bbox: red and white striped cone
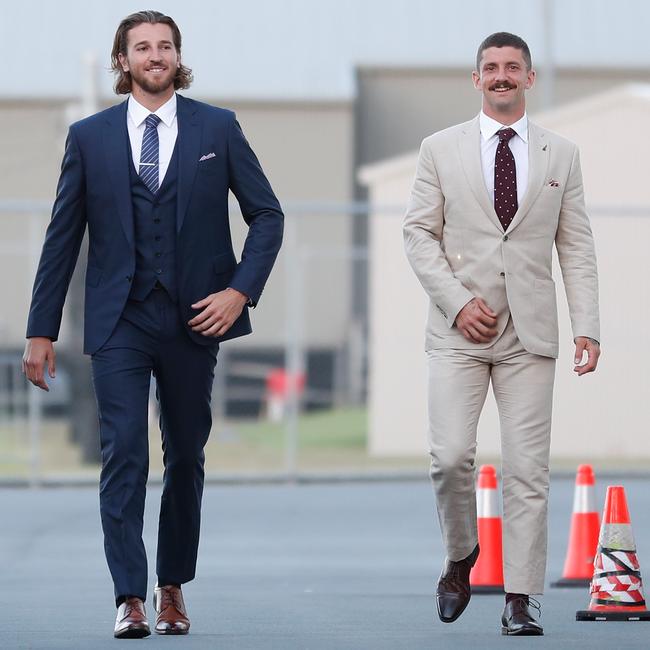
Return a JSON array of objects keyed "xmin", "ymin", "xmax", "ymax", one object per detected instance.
[
  {"xmin": 577, "ymin": 485, "xmax": 650, "ymax": 621},
  {"xmin": 551, "ymin": 464, "xmax": 600, "ymax": 587},
  {"xmin": 470, "ymin": 465, "xmax": 504, "ymax": 593}
]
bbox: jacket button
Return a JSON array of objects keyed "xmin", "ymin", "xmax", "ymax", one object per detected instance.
[
  {"xmin": 503, "ymin": 234, "xmax": 509, "ymax": 241},
  {"xmin": 499, "ymin": 272, "xmax": 505, "ymax": 277},
  {"xmin": 125, "ymin": 275, "xmax": 132, "ymax": 282}
]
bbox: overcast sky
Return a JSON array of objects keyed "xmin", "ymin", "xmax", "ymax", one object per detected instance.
[{"xmin": 3, "ymin": 0, "xmax": 649, "ymax": 100}]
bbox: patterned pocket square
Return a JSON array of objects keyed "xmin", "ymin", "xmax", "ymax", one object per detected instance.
[
  {"xmin": 547, "ymin": 179, "xmax": 560, "ymax": 187},
  {"xmin": 199, "ymin": 152, "xmax": 216, "ymax": 162}
]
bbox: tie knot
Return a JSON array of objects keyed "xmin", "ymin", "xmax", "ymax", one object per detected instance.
[
  {"xmin": 498, "ymin": 128, "xmax": 517, "ymax": 143},
  {"xmin": 145, "ymin": 113, "xmax": 161, "ymax": 129}
]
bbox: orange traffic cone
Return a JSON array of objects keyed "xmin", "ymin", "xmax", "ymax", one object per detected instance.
[
  {"xmin": 551, "ymin": 464, "xmax": 600, "ymax": 588},
  {"xmin": 470, "ymin": 465, "xmax": 504, "ymax": 593},
  {"xmin": 577, "ymin": 485, "xmax": 650, "ymax": 621}
]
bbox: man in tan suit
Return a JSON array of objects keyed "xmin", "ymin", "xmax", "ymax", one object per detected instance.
[{"xmin": 403, "ymin": 32, "xmax": 600, "ymax": 635}]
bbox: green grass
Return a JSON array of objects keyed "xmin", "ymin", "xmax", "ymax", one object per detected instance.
[
  {"xmin": 231, "ymin": 407, "xmax": 367, "ymax": 450},
  {"xmin": 0, "ymin": 408, "xmax": 428, "ymax": 478}
]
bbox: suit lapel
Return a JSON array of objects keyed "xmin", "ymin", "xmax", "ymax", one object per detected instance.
[
  {"xmin": 508, "ymin": 122, "xmax": 550, "ymax": 232},
  {"xmin": 175, "ymin": 94, "xmax": 201, "ymax": 234},
  {"xmin": 103, "ymin": 100, "xmax": 134, "ymax": 246},
  {"xmin": 458, "ymin": 117, "xmax": 504, "ymax": 232}
]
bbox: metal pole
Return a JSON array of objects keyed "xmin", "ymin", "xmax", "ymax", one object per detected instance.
[
  {"xmin": 81, "ymin": 51, "xmax": 99, "ymax": 116},
  {"xmin": 27, "ymin": 377, "xmax": 42, "ymax": 488},
  {"xmin": 283, "ymin": 214, "xmax": 305, "ymax": 479},
  {"xmin": 541, "ymin": 0, "xmax": 556, "ymax": 109},
  {"xmin": 27, "ymin": 212, "xmax": 43, "ymax": 487}
]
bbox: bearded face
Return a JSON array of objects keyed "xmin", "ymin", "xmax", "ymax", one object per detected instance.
[{"xmin": 119, "ymin": 22, "xmax": 180, "ymax": 97}]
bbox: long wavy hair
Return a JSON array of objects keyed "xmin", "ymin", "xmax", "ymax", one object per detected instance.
[{"xmin": 111, "ymin": 10, "xmax": 193, "ymax": 95}]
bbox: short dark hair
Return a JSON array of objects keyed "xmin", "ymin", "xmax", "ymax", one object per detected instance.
[
  {"xmin": 476, "ymin": 32, "xmax": 532, "ymax": 71},
  {"xmin": 111, "ymin": 10, "xmax": 193, "ymax": 95}
]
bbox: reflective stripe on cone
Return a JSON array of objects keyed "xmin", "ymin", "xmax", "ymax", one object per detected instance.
[
  {"xmin": 577, "ymin": 485, "xmax": 650, "ymax": 621},
  {"xmin": 552, "ymin": 464, "xmax": 600, "ymax": 588},
  {"xmin": 470, "ymin": 465, "xmax": 504, "ymax": 594}
]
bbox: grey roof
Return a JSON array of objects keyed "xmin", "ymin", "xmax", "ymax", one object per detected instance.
[{"xmin": 6, "ymin": 0, "xmax": 650, "ymax": 100}]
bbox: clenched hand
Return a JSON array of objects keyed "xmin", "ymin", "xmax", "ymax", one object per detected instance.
[
  {"xmin": 573, "ymin": 337, "xmax": 600, "ymax": 376},
  {"xmin": 455, "ymin": 297, "xmax": 498, "ymax": 344},
  {"xmin": 189, "ymin": 288, "xmax": 249, "ymax": 337}
]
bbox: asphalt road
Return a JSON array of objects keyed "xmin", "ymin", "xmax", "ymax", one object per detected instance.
[{"xmin": 1, "ymin": 477, "xmax": 649, "ymax": 649}]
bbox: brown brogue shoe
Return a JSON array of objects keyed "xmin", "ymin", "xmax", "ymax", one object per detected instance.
[
  {"xmin": 154, "ymin": 584, "xmax": 190, "ymax": 635},
  {"xmin": 436, "ymin": 544, "xmax": 480, "ymax": 623},
  {"xmin": 114, "ymin": 597, "xmax": 151, "ymax": 639}
]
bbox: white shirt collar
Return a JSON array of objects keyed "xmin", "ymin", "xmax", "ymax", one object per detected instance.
[
  {"xmin": 479, "ymin": 110, "xmax": 528, "ymax": 144},
  {"xmin": 127, "ymin": 93, "xmax": 177, "ymax": 128}
]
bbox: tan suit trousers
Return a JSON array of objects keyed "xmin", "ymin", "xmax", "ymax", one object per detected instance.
[{"xmin": 427, "ymin": 317, "xmax": 555, "ymax": 595}]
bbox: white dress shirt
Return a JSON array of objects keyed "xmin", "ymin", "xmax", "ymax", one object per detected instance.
[
  {"xmin": 479, "ymin": 111, "xmax": 528, "ymax": 204},
  {"xmin": 127, "ymin": 94, "xmax": 178, "ymax": 185}
]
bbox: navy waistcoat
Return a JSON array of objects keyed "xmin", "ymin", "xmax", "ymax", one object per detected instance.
[{"xmin": 128, "ymin": 142, "xmax": 179, "ymax": 301}]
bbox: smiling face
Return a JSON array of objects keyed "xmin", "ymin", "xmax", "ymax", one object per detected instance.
[
  {"xmin": 472, "ymin": 46, "xmax": 535, "ymax": 123},
  {"xmin": 118, "ymin": 22, "xmax": 180, "ymax": 100}
]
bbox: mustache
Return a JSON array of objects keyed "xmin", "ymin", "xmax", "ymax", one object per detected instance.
[{"xmin": 489, "ymin": 82, "xmax": 516, "ymax": 91}]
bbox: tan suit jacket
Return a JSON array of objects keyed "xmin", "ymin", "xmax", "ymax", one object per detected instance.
[{"xmin": 403, "ymin": 116, "xmax": 599, "ymax": 358}]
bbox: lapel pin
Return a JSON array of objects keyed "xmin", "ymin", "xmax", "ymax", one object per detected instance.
[{"xmin": 542, "ymin": 144, "xmax": 547, "ymax": 151}]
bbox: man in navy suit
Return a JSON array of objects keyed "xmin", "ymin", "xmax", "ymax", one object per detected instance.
[{"xmin": 22, "ymin": 10, "xmax": 283, "ymax": 638}]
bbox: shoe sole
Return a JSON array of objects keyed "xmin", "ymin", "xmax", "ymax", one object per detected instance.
[
  {"xmin": 155, "ymin": 628, "xmax": 190, "ymax": 635},
  {"xmin": 501, "ymin": 626, "xmax": 544, "ymax": 636},
  {"xmin": 114, "ymin": 627, "xmax": 151, "ymax": 639}
]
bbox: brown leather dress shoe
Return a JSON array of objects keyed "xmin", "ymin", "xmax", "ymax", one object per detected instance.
[
  {"xmin": 501, "ymin": 597, "xmax": 544, "ymax": 635},
  {"xmin": 154, "ymin": 584, "xmax": 191, "ymax": 635},
  {"xmin": 114, "ymin": 597, "xmax": 151, "ymax": 639},
  {"xmin": 436, "ymin": 544, "xmax": 480, "ymax": 623}
]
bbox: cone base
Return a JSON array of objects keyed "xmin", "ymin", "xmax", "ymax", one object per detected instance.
[
  {"xmin": 471, "ymin": 584, "xmax": 504, "ymax": 594},
  {"xmin": 576, "ymin": 609, "xmax": 650, "ymax": 621},
  {"xmin": 550, "ymin": 577, "xmax": 591, "ymax": 588}
]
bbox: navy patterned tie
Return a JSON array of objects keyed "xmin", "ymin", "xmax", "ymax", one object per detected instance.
[
  {"xmin": 494, "ymin": 128, "xmax": 518, "ymax": 231},
  {"xmin": 139, "ymin": 113, "xmax": 161, "ymax": 193}
]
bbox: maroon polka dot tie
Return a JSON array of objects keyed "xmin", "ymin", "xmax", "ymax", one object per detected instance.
[{"xmin": 494, "ymin": 128, "xmax": 517, "ymax": 231}]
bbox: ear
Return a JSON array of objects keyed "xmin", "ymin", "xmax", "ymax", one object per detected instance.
[
  {"xmin": 118, "ymin": 52, "xmax": 129, "ymax": 73},
  {"xmin": 471, "ymin": 70, "xmax": 481, "ymax": 90},
  {"xmin": 525, "ymin": 69, "xmax": 536, "ymax": 90}
]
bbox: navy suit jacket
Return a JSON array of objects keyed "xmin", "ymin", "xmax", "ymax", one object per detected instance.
[{"xmin": 26, "ymin": 94, "xmax": 284, "ymax": 354}]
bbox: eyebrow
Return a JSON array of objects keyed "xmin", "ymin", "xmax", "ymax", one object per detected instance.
[
  {"xmin": 132, "ymin": 39, "xmax": 174, "ymax": 48},
  {"xmin": 482, "ymin": 61, "xmax": 522, "ymax": 68}
]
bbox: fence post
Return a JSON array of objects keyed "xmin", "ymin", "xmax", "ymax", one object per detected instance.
[
  {"xmin": 27, "ymin": 212, "xmax": 43, "ymax": 487},
  {"xmin": 283, "ymin": 213, "xmax": 305, "ymax": 480}
]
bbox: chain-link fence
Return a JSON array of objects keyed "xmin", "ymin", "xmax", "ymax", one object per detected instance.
[{"xmin": 0, "ymin": 200, "xmax": 428, "ymax": 484}]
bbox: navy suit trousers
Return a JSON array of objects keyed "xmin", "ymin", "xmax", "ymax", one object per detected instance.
[{"xmin": 91, "ymin": 288, "xmax": 218, "ymax": 602}]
